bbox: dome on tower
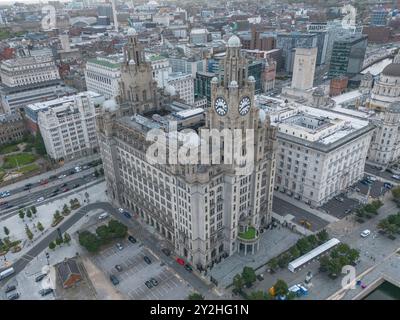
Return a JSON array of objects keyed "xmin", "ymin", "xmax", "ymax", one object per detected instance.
[
  {"xmin": 127, "ymin": 28, "xmax": 137, "ymax": 36},
  {"xmin": 248, "ymin": 76, "xmax": 255, "ymax": 82},
  {"xmin": 211, "ymin": 77, "xmax": 218, "ymax": 84},
  {"xmin": 229, "ymin": 80, "xmax": 238, "ymax": 87},
  {"xmin": 227, "ymin": 35, "xmax": 241, "ymax": 47}
]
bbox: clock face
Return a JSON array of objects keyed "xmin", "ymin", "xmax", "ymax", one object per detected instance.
[
  {"xmin": 239, "ymin": 96, "xmax": 251, "ymax": 116},
  {"xmin": 214, "ymin": 97, "xmax": 228, "ymax": 116}
]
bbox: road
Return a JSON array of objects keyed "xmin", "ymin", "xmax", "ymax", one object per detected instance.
[
  {"xmin": 273, "ymin": 196, "xmax": 329, "ymax": 231},
  {"xmin": 0, "ymin": 202, "xmax": 216, "ymax": 298},
  {"xmin": 0, "ymin": 166, "xmax": 102, "ymax": 217}
]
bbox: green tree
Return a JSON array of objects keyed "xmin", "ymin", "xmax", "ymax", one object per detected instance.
[
  {"xmin": 96, "ymin": 225, "xmax": 112, "ymax": 243},
  {"xmin": 233, "ymin": 274, "xmax": 244, "ymax": 292},
  {"xmin": 54, "ymin": 210, "xmax": 61, "ymax": 218},
  {"xmin": 94, "ymin": 169, "xmax": 99, "ymax": 177},
  {"xmin": 187, "ymin": 292, "xmax": 204, "ymax": 300},
  {"xmin": 26, "ymin": 210, "xmax": 32, "ymax": 219},
  {"xmin": 63, "ymin": 232, "xmax": 71, "ymax": 245},
  {"xmin": 30, "ymin": 206, "xmax": 37, "ymax": 214},
  {"xmin": 55, "ymin": 237, "xmax": 63, "ymax": 246},
  {"xmin": 241, "ymin": 266, "xmax": 256, "ymax": 288},
  {"xmin": 34, "ymin": 129, "xmax": 47, "ymax": 155},
  {"xmin": 278, "ymin": 253, "xmax": 291, "ymax": 268},
  {"xmin": 296, "ymin": 237, "xmax": 312, "ymax": 255},
  {"xmin": 3, "ymin": 226, "xmax": 10, "ymax": 236},
  {"xmin": 37, "ymin": 222, "xmax": 44, "ymax": 232},
  {"xmin": 267, "ymin": 257, "xmax": 279, "ymax": 272},
  {"xmin": 289, "ymin": 246, "xmax": 301, "ymax": 259},
  {"xmin": 79, "ymin": 230, "xmax": 101, "ymax": 252},
  {"xmin": 273, "ymin": 279, "xmax": 288, "ymax": 297},
  {"xmin": 25, "ymin": 226, "xmax": 33, "ymax": 241},
  {"xmin": 316, "ymin": 229, "xmax": 329, "ymax": 244},
  {"xmin": 107, "ymin": 219, "xmax": 128, "ymax": 238},
  {"xmin": 48, "ymin": 241, "xmax": 56, "ymax": 250},
  {"xmin": 248, "ymin": 290, "xmax": 269, "ymax": 300},
  {"xmin": 18, "ymin": 210, "xmax": 25, "ymax": 220},
  {"xmin": 62, "ymin": 204, "xmax": 70, "ymax": 215}
]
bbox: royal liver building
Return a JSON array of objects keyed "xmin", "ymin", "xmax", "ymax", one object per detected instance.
[{"xmin": 96, "ymin": 31, "xmax": 277, "ymax": 270}]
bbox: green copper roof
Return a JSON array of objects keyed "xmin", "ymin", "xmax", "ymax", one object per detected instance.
[
  {"xmin": 88, "ymin": 58, "xmax": 121, "ymax": 69},
  {"xmin": 149, "ymin": 54, "xmax": 166, "ymax": 61}
]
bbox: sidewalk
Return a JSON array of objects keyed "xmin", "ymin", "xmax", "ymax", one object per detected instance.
[
  {"xmin": 0, "ymin": 154, "xmax": 100, "ymax": 194},
  {"xmin": 274, "ymin": 192, "xmax": 339, "ymax": 223}
]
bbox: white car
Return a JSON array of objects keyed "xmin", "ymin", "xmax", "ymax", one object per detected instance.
[
  {"xmin": 118, "ymin": 208, "xmax": 124, "ymax": 213},
  {"xmin": 98, "ymin": 213, "xmax": 109, "ymax": 220},
  {"xmin": 116, "ymin": 243, "xmax": 124, "ymax": 251},
  {"xmin": 36, "ymin": 197, "xmax": 45, "ymax": 202},
  {"xmin": 392, "ymin": 174, "xmax": 400, "ymax": 180},
  {"xmin": 360, "ymin": 229, "xmax": 371, "ymax": 238},
  {"xmin": 58, "ymin": 174, "xmax": 66, "ymax": 179},
  {"xmin": 367, "ymin": 175, "xmax": 377, "ymax": 181}
]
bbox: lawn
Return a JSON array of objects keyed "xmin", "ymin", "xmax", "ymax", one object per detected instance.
[
  {"xmin": 0, "ymin": 143, "xmax": 20, "ymax": 155},
  {"xmin": 238, "ymin": 226, "xmax": 257, "ymax": 240},
  {"xmin": 17, "ymin": 163, "xmax": 40, "ymax": 174},
  {"xmin": 2, "ymin": 153, "xmax": 38, "ymax": 169}
]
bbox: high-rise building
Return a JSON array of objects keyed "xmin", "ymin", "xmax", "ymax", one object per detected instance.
[
  {"xmin": 96, "ymin": 35, "xmax": 277, "ymax": 268},
  {"xmin": 167, "ymin": 72, "xmax": 194, "ymax": 105},
  {"xmin": 195, "ymin": 71, "xmax": 216, "ymax": 107},
  {"xmin": 85, "ymin": 57, "xmax": 122, "ymax": 99},
  {"xmin": 276, "ymin": 32, "xmax": 318, "ymax": 73},
  {"xmin": 291, "ymin": 47, "xmax": 317, "ymax": 91},
  {"xmin": 328, "ymin": 35, "xmax": 368, "ymax": 79},
  {"xmin": 307, "ymin": 22, "xmax": 329, "ymax": 65},
  {"xmin": 147, "ymin": 54, "xmax": 171, "ymax": 89},
  {"xmin": 370, "ymin": 7, "xmax": 387, "ymax": 26}
]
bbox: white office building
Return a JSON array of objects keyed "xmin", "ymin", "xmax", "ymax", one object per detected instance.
[
  {"xmin": 34, "ymin": 92, "xmax": 104, "ymax": 161},
  {"xmin": 85, "ymin": 57, "xmax": 122, "ymax": 99},
  {"xmin": 147, "ymin": 54, "xmax": 171, "ymax": 88},
  {"xmin": 167, "ymin": 72, "xmax": 194, "ymax": 105},
  {"xmin": 258, "ymin": 96, "xmax": 375, "ymax": 206}
]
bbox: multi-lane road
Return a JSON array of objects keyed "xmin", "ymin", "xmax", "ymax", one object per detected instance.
[{"xmin": 0, "ymin": 161, "xmax": 102, "ymax": 217}]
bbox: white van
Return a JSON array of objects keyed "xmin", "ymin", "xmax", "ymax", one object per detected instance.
[{"xmin": 98, "ymin": 213, "xmax": 109, "ymax": 220}]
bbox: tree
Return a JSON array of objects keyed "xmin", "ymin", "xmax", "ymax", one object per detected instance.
[
  {"xmin": 37, "ymin": 222, "xmax": 44, "ymax": 232},
  {"xmin": 278, "ymin": 253, "xmax": 291, "ymax": 268},
  {"xmin": 296, "ymin": 237, "xmax": 312, "ymax": 255},
  {"xmin": 187, "ymin": 292, "xmax": 204, "ymax": 300},
  {"xmin": 25, "ymin": 226, "xmax": 33, "ymax": 241},
  {"xmin": 18, "ymin": 210, "xmax": 25, "ymax": 220},
  {"xmin": 30, "ymin": 206, "xmax": 37, "ymax": 214},
  {"xmin": 233, "ymin": 274, "xmax": 244, "ymax": 292},
  {"xmin": 79, "ymin": 230, "xmax": 101, "ymax": 252},
  {"xmin": 63, "ymin": 232, "xmax": 71, "ymax": 245},
  {"xmin": 316, "ymin": 229, "xmax": 329, "ymax": 244},
  {"xmin": 241, "ymin": 266, "xmax": 256, "ymax": 288},
  {"xmin": 3, "ymin": 226, "xmax": 10, "ymax": 236},
  {"xmin": 273, "ymin": 279, "xmax": 288, "ymax": 297},
  {"xmin": 94, "ymin": 169, "xmax": 99, "ymax": 177},
  {"xmin": 96, "ymin": 225, "xmax": 112, "ymax": 244},
  {"xmin": 107, "ymin": 219, "xmax": 128, "ymax": 238},
  {"xmin": 34, "ymin": 129, "xmax": 47, "ymax": 155},
  {"xmin": 26, "ymin": 210, "xmax": 32, "ymax": 219},
  {"xmin": 248, "ymin": 290, "xmax": 270, "ymax": 300},
  {"xmin": 62, "ymin": 204, "xmax": 70, "ymax": 215},
  {"xmin": 55, "ymin": 237, "xmax": 63, "ymax": 246},
  {"xmin": 48, "ymin": 241, "xmax": 56, "ymax": 250},
  {"xmin": 267, "ymin": 257, "xmax": 279, "ymax": 272},
  {"xmin": 54, "ymin": 210, "xmax": 61, "ymax": 218},
  {"xmin": 289, "ymin": 246, "xmax": 301, "ymax": 259}
]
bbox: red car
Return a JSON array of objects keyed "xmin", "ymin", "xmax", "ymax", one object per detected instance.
[
  {"xmin": 176, "ymin": 258, "xmax": 185, "ymax": 266},
  {"xmin": 40, "ymin": 179, "xmax": 48, "ymax": 185},
  {"xmin": 62, "ymin": 188, "xmax": 69, "ymax": 193}
]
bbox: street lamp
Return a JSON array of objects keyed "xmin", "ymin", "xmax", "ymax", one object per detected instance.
[{"xmin": 45, "ymin": 252, "xmax": 50, "ymax": 266}]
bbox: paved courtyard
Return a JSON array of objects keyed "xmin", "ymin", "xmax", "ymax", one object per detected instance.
[
  {"xmin": 209, "ymin": 228, "xmax": 301, "ymax": 288},
  {"xmin": 90, "ymin": 240, "xmax": 192, "ymax": 300}
]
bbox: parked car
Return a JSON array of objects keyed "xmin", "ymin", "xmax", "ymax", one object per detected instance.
[
  {"xmin": 110, "ymin": 275, "xmax": 119, "ymax": 285},
  {"xmin": 115, "ymin": 265, "xmax": 123, "ymax": 272},
  {"xmin": 184, "ymin": 264, "xmax": 193, "ymax": 272},
  {"xmin": 39, "ymin": 288, "xmax": 53, "ymax": 296},
  {"xmin": 256, "ymin": 274, "xmax": 264, "ymax": 281},
  {"xmin": 8, "ymin": 292, "xmax": 19, "ymax": 300},
  {"xmin": 61, "ymin": 183, "xmax": 68, "ymax": 188},
  {"xmin": 361, "ymin": 229, "xmax": 371, "ymax": 238},
  {"xmin": 128, "ymin": 235, "xmax": 137, "ymax": 244},
  {"xmin": 35, "ymin": 274, "xmax": 47, "ymax": 282},
  {"xmin": 118, "ymin": 208, "xmax": 124, "ymax": 213},
  {"xmin": 392, "ymin": 174, "xmax": 400, "ymax": 180},
  {"xmin": 334, "ymin": 196, "xmax": 344, "ymax": 202},
  {"xmin": 72, "ymin": 184, "xmax": 80, "ymax": 189},
  {"xmin": 5, "ymin": 285, "xmax": 16, "ymax": 293},
  {"xmin": 58, "ymin": 174, "xmax": 66, "ymax": 179},
  {"xmin": 143, "ymin": 256, "xmax": 152, "ymax": 264},
  {"xmin": 384, "ymin": 182, "xmax": 393, "ymax": 189},
  {"xmin": 49, "ymin": 175, "xmax": 57, "ymax": 180},
  {"xmin": 145, "ymin": 280, "xmax": 153, "ymax": 289},
  {"xmin": 123, "ymin": 212, "xmax": 132, "ymax": 219},
  {"xmin": 36, "ymin": 197, "xmax": 45, "ymax": 203},
  {"xmin": 176, "ymin": 258, "xmax": 185, "ymax": 266},
  {"xmin": 366, "ymin": 175, "xmax": 377, "ymax": 181},
  {"xmin": 161, "ymin": 248, "xmax": 171, "ymax": 256},
  {"xmin": 116, "ymin": 243, "xmax": 124, "ymax": 251},
  {"xmin": 344, "ymin": 209, "xmax": 352, "ymax": 214},
  {"xmin": 62, "ymin": 188, "xmax": 69, "ymax": 193},
  {"xmin": 150, "ymin": 278, "xmax": 158, "ymax": 286}
]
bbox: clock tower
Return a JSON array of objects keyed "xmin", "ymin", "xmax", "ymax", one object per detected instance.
[{"xmin": 207, "ymin": 35, "xmax": 259, "ymax": 131}]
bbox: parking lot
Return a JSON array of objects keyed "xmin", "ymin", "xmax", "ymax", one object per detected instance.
[
  {"xmin": 321, "ymin": 196, "xmax": 361, "ymax": 219},
  {"xmin": 91, "ymin": 240, "xmax": 192, "ymax": 300}
]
